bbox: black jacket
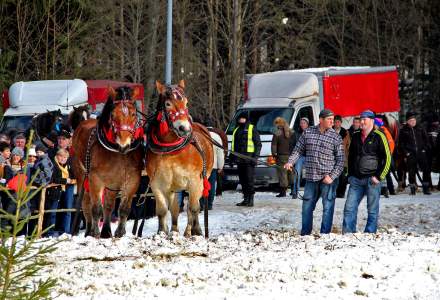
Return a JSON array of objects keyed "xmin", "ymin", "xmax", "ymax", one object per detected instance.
[
  {"xmin": 46, "ymin": 159, "xmax": 75, "ymax": 202},
  {"xmin": 231, "ymin": 122, "xmax": 262, "ymax": 162},
  {"xmin": 348, "ymin": 129, "xmax": 391, "ymax": 180},
  {"xmin": 398, "ymin": 124, "xmax": 430, "ymax": 157}
]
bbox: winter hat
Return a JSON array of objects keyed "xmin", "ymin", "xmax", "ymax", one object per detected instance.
[
  {"xmin": 374, "ymin": 117, "xmax": 384, "ymax": 127},
  {"xmin": 28, "ymin": 148, "xmax": 37, "ymax": 157},
  {"xmin": 11, "ymin": 147, "xmax": 24, "ymax": 158},
  {"xmin": 360, "ymin": 110, "xmax": 375, "ymax": 119},
  {"xmin": 35, "ymin": 143, "xmax": 48, "ymax": 153},
  {"xmin": 319, "ymin": 109, "xmax": 334, "ymax": 119},
  {"xmin": 236, "ymin": 111, "xmax": 248, "ymax": 120},
  {"xmin": 300, "ymin": 117, "xmax": 309, "ymax": 124},
  {"xmin": 406, "ymin": 111, "xmax": 417, "ymax": 121}
]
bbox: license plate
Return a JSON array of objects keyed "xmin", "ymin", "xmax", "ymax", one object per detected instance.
[{"xmin": 227, "ymin": 175, "xmax": 239, "ymax": 181}]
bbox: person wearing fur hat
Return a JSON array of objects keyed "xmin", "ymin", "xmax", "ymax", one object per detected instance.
[
  {"xmin": 271, "ymin": 117, "xmax": 297, "ymax": 197},
  {"xmin": 397, "ymin": 111, "xmax": 431, "ymax": 195}
]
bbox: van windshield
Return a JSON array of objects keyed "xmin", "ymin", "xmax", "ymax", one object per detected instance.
[
  {"xmin": 226, "ymin": 108, "xmax": 294, "ymax": 135},
  {"xmin": 0, "ymin": 116, "xmax": 34, "ymax": 133}
]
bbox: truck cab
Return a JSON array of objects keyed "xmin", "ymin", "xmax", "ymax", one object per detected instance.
[{"xmin": 224, "ymin": 66, "xmax": 400, "ymax": 188}]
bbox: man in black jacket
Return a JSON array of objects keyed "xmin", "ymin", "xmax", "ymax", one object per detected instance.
[
  {"xmin": 398, "ymin": 111, "xmax": 431, "ymax": 195},
  {"xmin": 231, "ymin": 111, "xmax": 262, "ymax": 207},
  {"xmin": 342, "ymin": 110, "xmax": 391, "ymax": 234}
]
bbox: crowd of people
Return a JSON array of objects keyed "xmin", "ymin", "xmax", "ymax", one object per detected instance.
[
  {"xmin": 0, "ymin": 127, "xmax": 76, "ymax": 237},
  {"xmin": 232, "ymin": 108, "xmax": 440, "ymax": 236}
]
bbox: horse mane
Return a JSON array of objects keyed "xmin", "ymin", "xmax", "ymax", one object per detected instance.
[{"xmin": 32, "ymin": 109, "xmax": 62, "ymax": 138}]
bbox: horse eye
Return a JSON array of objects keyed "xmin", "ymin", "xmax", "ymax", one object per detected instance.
[{"xmin": 165, "ymin": 101, "xmax": 172, "ymax": 108}]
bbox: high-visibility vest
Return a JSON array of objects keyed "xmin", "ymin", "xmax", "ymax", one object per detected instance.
[{"xmin": 232, "ymin": 124, "xmax": 255, "ymax": 153}]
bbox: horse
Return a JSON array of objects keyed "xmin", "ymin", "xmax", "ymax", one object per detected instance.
[
  {"xmin": 72, "ymin": 86, "xmax": 144, "ymax": 238},
  {"xmin": 68, "ymin": 105, "xmax": 90, "ymax": 131},
  {"xmin": 145, "ymin": 80, "xmax": 214, "ymax": 237},
  {"xmin": 30, "ymin": 109, "xmax": 64, "ymax": 145}
]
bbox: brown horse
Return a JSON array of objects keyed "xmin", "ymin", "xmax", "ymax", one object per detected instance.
[
  {"xmin": 72, "ymin": 86, "xmax": 144, "ymax": 238},
  {"xmin": 146, "ymin": 80, "xmax": 213, "ymax": 237}
]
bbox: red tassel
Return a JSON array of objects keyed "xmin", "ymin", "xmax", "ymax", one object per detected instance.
[
  {"xmin": 159, "ymin": 119, "xmax": 169, "ymax": 136},
  {"xmin": 134, "ymin": 127, "xmax": 144, "ymax": 139},
  {"xmin": 202, "ymin": 177, "xmax": 211, "ymax": 198},
  {"xmin": 84, "ymin": 177, "xmax": 90, "ymax": 192},
  {"xmin": 105, "ymin": 127, "xmax": 114, "ymax": 142}
]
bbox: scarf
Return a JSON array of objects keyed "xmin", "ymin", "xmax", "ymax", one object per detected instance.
[{"xmin": 56, "ymin": 160, "xmax": 69, "ymax": 191}]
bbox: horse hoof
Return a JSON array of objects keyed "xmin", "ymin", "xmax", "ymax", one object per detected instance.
[
  {"xmin": 191, "ymin": 226, "xmax": 202, "ymax": 236},
  {"xmin": 171, "ymin": 225, "xmax": 179, "ymax": 233},
  {"xmin": 184, "ymin": 227, "xmax": 192, "ymax": 238},
  {"xmin": 100, "ymin": 229, "xmax": 112, "ymax": 239},
  {"xmin": 114, "ymin": 227, "xmax": 126, "ymax": 238}
]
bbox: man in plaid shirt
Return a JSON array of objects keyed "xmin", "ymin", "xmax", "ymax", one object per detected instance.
[{"xmin": 284, "ymin": 109, "xmax": 344, "ymax": 235}]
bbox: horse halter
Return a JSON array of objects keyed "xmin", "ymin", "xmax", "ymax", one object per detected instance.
[
  {"xmin": 110, "ymin": 98, "xmax": 140, "ymax": 137},
  {"xmin": 158, "ymin": 85, "xmax": 192, "ymax": 137}
]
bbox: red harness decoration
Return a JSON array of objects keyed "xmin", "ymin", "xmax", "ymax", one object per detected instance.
[
  {"xmin": 84, "ymin": 177, "xmax": 90, "ymax": 192},
  {"xmin": 105, "ymin": 126, "xmax": 115, "ymax": 143}
]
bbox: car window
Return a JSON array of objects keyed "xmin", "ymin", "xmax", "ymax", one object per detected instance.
[{"xmin": 226, "ymin": 108, "xmax": 294, "ymax": 135}]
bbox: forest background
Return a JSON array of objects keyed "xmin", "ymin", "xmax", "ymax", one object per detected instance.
[{"xmin": 1, "ymin": 0, "xmax": 439, "ymax": 127}]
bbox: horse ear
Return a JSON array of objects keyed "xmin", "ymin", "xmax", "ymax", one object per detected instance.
[
  {"xmin": 131, "ymin": 87, "xmax": 141, "ymax": 100},
  {"xmin": 178, "ymin": 79, "xmax": 185, "ymax": 90},
  {"xmin": 108, "ymin": 86, "xmax": 116, "ymax": 100},
  {"xmin": 155, "ymin": 80, "xmax": 166, "ymax": 95}
]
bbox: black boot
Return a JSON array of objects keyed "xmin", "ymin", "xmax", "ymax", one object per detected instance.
[
  {"xmin": 410, "ymin": 184, "xmax": 416, "ymax": 195},
  {"xmin": 246, "ymin": 194, "xmax": 254, "ymax": 207},
  {"xmin": 276, "ymin": 188, "xmax": 287, "ymax": 198},
  {"xmin": 422, "ymin": 182, "xmax": 432, "ymax": 195},
  {"xmin": 236, "ymin": 194, "xmax": 249, "ymax": 206}
]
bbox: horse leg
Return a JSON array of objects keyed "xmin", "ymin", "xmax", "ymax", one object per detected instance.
[
  {"xmin": 153, "ymin": 189, "xmax": 169, "ymax": 234},
  {"xmin": 100, "ymin": 190, "xmax": 117, "ymax": 239},
  {"xmin": 185, "ymin": 184, "xmax": 203, "ymax": 237},
  {"xmin": 115, "ymin": 185, "xmax": 138, "ymax": 238},
  {"xmin": 83, "ymin": 192, "xmax": 93, "ymax": 237},
  {"xmin": 89, "ymin": 182, "xmax": 104, "ymax": 238},
  {"xmin": 169, "ymin": 192, "xmax": 179, "ymax": 233}
]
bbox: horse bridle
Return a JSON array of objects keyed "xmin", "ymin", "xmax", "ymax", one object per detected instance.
[
  {"xmin": 110, "ymin": 99, "xmax": 142, "ymax": 138},
  {"xmin": 159, "ymin": 86, "xmax": 193, "ymax": 138}
]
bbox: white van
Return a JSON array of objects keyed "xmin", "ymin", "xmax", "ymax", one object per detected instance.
[
  {"xmin": 0, "ymin": 79, "xmax": 145, "ymax": 134},
  {"xmin": 224, "ymin": 66, "xmax": 400, "ymax": 187}
]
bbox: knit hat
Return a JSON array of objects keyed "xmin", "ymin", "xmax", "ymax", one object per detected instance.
[
  {"xmin": 319, "ymin": 109, "xmax": 334, "ymax": 119},
  {"xmin": 35, "ymin": 143, "xmax": 48, "ymax": 153},
  {"xmin": 11, "ymin": 147, "xmax": 24, "ymax": 158},
  {"xmin": 374, "ymin": 117, "xmax": 384, "ymax": 127},
  {"xmin": 406, "ymin": 111, "xmax": 417, "ymax": 121},
  {"xmin": 28, "ymin": 148, "xmax": 37, "ymax": 157},
  {"xmin": 300, "ymin": 117, "xmax": 309, "ymax": 124},
  {"xmin": 360, "ymin": 110, "xmax": 375, "ymax": 119},
  {"xmin": 236, "ymin": 111, "xmax": 248, "ymax": 120}
]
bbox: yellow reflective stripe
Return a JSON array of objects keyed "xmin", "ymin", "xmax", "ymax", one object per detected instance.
[
  {"xmin": 247, "ymin": 124, "xmax": 255, "ymax": 152},
  {"xmin": 375, "ymin": 129, "xmax": 391, "ymax": 180},
  {"xmin": 232, "ymin": 127, "xmax": 239, "ymax": 151}
]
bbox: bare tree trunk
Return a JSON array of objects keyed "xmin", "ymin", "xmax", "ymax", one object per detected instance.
[
  {"xmin": 52, "ymin": 0, "xmax": 56, "ymax": 79},
  {"xmin": 144, "ymin": 1, "xmax": 161, "ymax": 110},
  {"xmin": 120, "ymin": 2, "xmax": 124, "ymax": 79},
  {"xmin": 229, "ymin": 0, "xmax": 242, "ymax": 118}
]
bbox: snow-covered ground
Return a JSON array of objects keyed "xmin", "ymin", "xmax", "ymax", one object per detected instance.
[{"xmin": 41, "ymin": 187, "xmax": 440, "ymax": 299}]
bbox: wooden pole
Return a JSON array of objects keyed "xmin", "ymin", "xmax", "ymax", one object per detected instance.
[{"xmin": 36, "ymin": 188, "xmax": 46, "ymax": 238}]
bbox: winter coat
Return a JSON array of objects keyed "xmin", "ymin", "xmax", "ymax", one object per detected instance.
[
  {"xmin": 32, "ymin": 154, "xmax": 54, "ymax": 187},
  {"xmin": 271, "ymin": 128, "xmax": 297, "ymax": 156},
  {"xmin": 398, "ymin": 124, "xmax": 430, "ymax": 157}
]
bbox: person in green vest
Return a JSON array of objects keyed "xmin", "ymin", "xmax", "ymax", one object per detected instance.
[{"xmin": 231, "ymin": 111, "xmax": 261, "ymax": 207}]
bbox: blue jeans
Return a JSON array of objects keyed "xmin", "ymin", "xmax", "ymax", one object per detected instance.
[
  {"xmin": 45, "ymin": 198, "xmax": 59, "ymax": 237},
  {"xmin": 301, "ymin": 179, "xmax": 338, "ymax": 235},
  {"xmin": 293, "ymin": 156, "xmax": 305, "ymax": 194},
  {"xmin": 176, "ymin": 191, "xmax": 184, "ymax": 208},
  {"xmin": 59, "ymin": 185, "xmax": 75, "ymax": 234},
  {"xmin": 342, "ymin": 176, "xmax": 381, "ymax": 233}
]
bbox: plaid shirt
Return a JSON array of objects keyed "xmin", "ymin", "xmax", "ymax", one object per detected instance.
[{"xmin": 288, "ymin": 125, "xmax": 344, "ymax": 182}]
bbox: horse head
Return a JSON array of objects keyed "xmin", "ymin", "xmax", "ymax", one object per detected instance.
[
  {"xmin": 69, "ymin": 105, "xmax": 90, "ymax": 130},
  {"xmin": 99, "ymin": 86, "xmax": 141, "ymax": 152},
  {"xmin": 155, "ymin": 80, "xmax": 192, "ymax": 137}
]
